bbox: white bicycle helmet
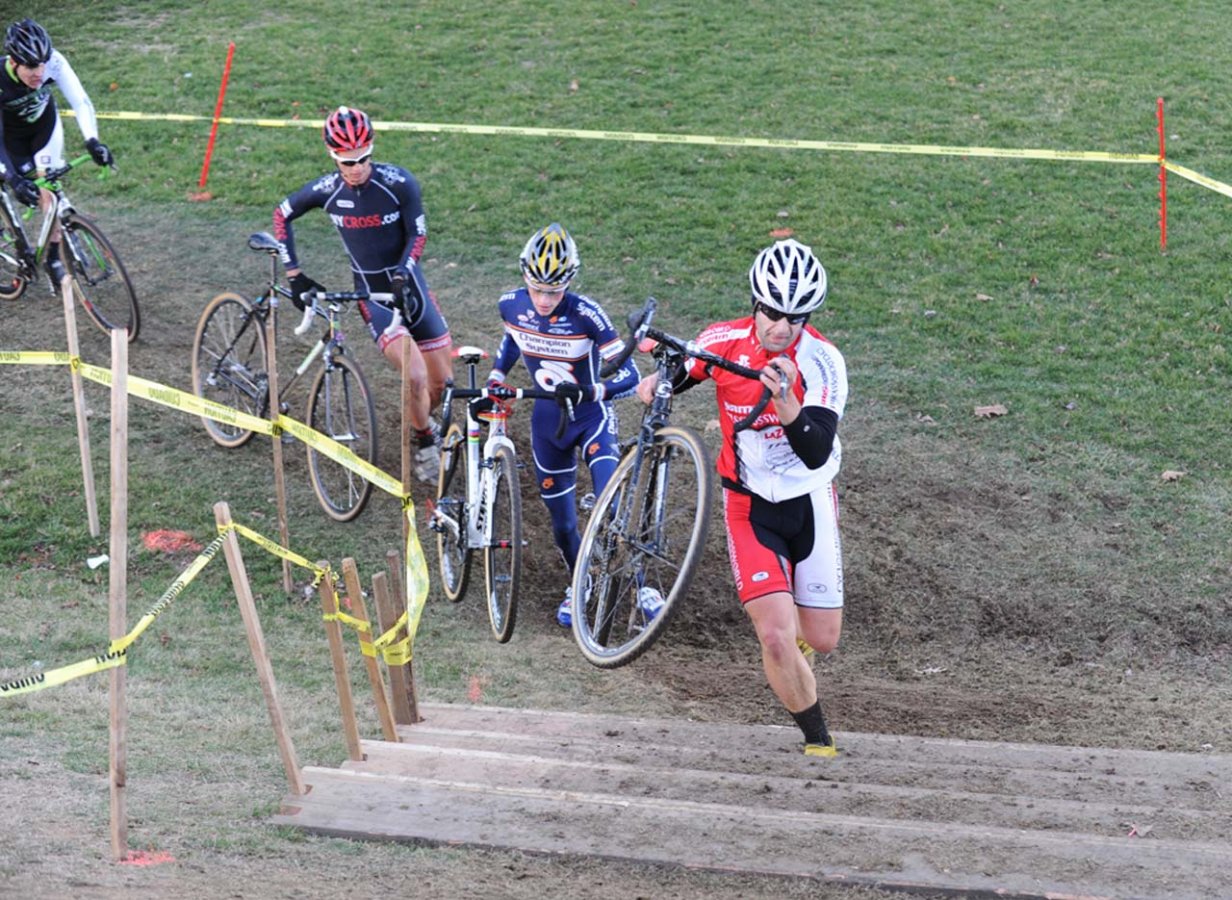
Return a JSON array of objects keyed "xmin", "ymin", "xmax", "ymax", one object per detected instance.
[
  {"xmin": 748, "ymin": 238, "xmax": 828, "ymax": 316},
  {"xmin": 520, "ymin": 223, "xmax": 580, "ymax": 290}
]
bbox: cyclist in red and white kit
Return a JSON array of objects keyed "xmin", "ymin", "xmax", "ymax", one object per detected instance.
[{"xmin": 637, "ymin": 238, "xmax": 847, "ymax": 757}]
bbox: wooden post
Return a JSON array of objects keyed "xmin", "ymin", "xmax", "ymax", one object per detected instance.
[
  {"xmin": 61, "ymin": 274, "xmax": 99, "ymax": 536},
  {"xmin": 264, "ymin": 305, "xmax": 292, "ymax": 593},
  {"xmin": 372, "ymin": 571, "xmax": 415, "ymax": 726},
  {"xmin": 107, "ymin": 329, "xmax": 128, "ymax": 861},
  {"xmin": 401, "ymin": 336, "xmax": 412, "ymax": 549},
  {"xmin": 341, "ymin": 558, "xmax": 398, "ymax": 742},
  {"xmin": 317, "ymin": 562, "xmax": 363, "ymax": 761},
  {"xmin": 213, "ymin": 501, "xmax": 305, "ymax": 796},
  {"xmin": 386, "ymin": 548, "xmax": 421, "ymax": 722}
]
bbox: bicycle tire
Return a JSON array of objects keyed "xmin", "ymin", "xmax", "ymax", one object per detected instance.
[
  {"xmin": 306, "ymin": 351, "xmax": 378, "ymax": 522},
  {"xmin": 191, "ymin": 292, "xmax": 268, "ymax": 449},
  {"xmin": 436, "ymin": 421, "xmax": 473, "ymax": 602},
  {"xmin": 484, "ymin": 443, "xmax": 522, "ymax": 643},
  {"xmin": 0, "ymin": 197, "xmax": 28, "ymax": 301},
  {"xmin": 60, "ymin": 212, "xmax": 140, "ymax": 341},
  {"xmin": 571, "ymin": 425, "xmax": 712, "ymax": 668}
]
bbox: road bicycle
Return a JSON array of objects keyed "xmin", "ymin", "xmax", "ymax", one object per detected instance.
[
  {"xmin": 191, "ymin": 231, "xmax": 380, "ymax": 522},
  {"xmin": 570, "ymin": 297, "xmax": 773, "ymax": 667},
  {"xmin": 0, "ymin": 153, "xmax": 140, "ymax": 341},
  {"xmin": 430, "ymin": 347, "xmax": 571, "ymax": 643}
]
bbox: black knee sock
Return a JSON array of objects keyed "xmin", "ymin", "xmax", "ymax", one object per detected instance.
[{"xmin": 790, "ymin": 701, "xmax": 831, "ymax": 745}]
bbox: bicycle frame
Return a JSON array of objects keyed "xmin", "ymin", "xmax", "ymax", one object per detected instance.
[
  {"xmin": 460, "ymin": 400, "xmax": 517, "ymax": 553},
  {"xmin": 0, "ymin": 154, "xmax": 89, "ymax": 290}
]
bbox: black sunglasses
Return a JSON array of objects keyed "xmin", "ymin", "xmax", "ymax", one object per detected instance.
[{"xmin": 754, "ymin": 302, "xmax": 809, "ymax": 326}]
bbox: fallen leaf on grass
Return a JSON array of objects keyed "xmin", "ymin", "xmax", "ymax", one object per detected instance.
[
  {"xmin": 1160, "ymin": 470, "xmax": 1186, "ymax": 482},
  {"xmin": 769, "ymin": 227, "xmax": 794, "ymax": 239},
  {"xmin": 976, "ymin": 292, "xmax": 993, "ymax": 302},
  {"xmin": 974, "ymin": 404, "xmax": 1008, "ymax": 418}
]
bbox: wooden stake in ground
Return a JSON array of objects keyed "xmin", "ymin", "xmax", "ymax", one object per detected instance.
[
  {"xmin": 342, "ymin": 558, "xmax": 398, "ymax": 742},
  {"xmin": 107, "ymin": 329, "xmax": 129, "ymax": 861},
  {"xmin": 213, "ymin": 501, "xmax": 305, "ymax": 796},
  {"xmin": 264, "ymin": 303, "xmax": 292, "ymax": 593},
  {"xmin": 401, "ymin": 335, "xmax": 412, "ymax": 550},
  {"xmin": 317, "ymin": 562, "xmax": 363, "ymax": 761},
  {"xmin": 385, "ymin": 548, "xmax": 421, "ymax": 723},
  {"xmin": 61, "ymin": 273, "xmax": 99, "ymax": 536},
  {"xmin": 372, "ymin": 571, "xmax": 415, "ymax": 726}
]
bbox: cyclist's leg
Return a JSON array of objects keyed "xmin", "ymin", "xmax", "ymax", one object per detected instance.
[
  {"xmin": 790, "ymin": 483, "xmax": 845, "ymax": 654},
  {"xmin": 360, "ymin": 298, "xmax": 431, "ymax": 432},
  {"xmin": 531, "ymin": 402, "xmax": 582, "ymax": 567},
  {"xmin": 579, "ymin": 403, "xmax": 621, "ymax": 495},
  {"xmin": 724, "ymin": 488, "xmax": 817, "ymax": 708},
  {"xmin": 400, "ymin": 267, "xmax": 453, "ymax": 412},
  {"xmin": 30, "ymin": 116, "xmax": 63, "ymax": 241}
]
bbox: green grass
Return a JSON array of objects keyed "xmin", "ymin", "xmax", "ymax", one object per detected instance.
[{"xmin": 4, "ymin": 1, "xmax": 1232, "ymax": 891}]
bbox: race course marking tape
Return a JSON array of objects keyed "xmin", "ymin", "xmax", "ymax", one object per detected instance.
[
  {"xmin": 1, "ymin": 533, "xmax": 226, "ymax": 698},
  {"xmin": 83, "ymin": 109, "xmax": 1161, "ymax": 165},
  {"xmin": 7, "ymin": 352, "xmax": 434, "ymax": 669}
]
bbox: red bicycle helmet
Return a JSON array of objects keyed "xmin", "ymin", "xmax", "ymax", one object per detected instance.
[{"xmin": 323, "ymin": 106, "xmax": 373, "ymax": 152}]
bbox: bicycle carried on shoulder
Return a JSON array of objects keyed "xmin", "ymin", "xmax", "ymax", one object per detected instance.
[
  {"xmin": 190, "ymin": 231, "xmax": 380, "ymax": 522},
  {"xmin": 0, "ymin": 154, "xmax": 140, "ymax": 340},
  {"xmin": 430, "ymin": 348, "xmax": 573, "ymax": 643},
  {"xmin": 570, "ymin": 296, "xmax": 774, "ymax": 667}
]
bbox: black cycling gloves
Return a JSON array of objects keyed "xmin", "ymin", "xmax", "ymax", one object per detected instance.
[
  {"xmin": 288, "ymin": 272, "xmax": 323, "ymax": 311},
  {"xmin": 85, "ymin": 138, "xmax": 113, "ymax": 167},
  {"xmin": 9, "ymin": 174, "xmax": 41, "ymax": 207}
]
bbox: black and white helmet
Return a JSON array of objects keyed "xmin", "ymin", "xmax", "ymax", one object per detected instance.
[
  {"xmin": 748, "ymin": 238, "xmax": 828, "ymax": 316},
  {"xmin": 4, "ymin": 18, "xmax": 52, "ymax": 67},
  {"xmin": 519, "ymin": 223, "xmax": 580, "ymax": 289}
]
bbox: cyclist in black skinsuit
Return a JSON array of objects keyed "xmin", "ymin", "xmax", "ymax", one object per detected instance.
[
  {"xmin": 273, "ymin": 105, "xmax": 453, "ymax": 482},
  {"xmin": 1, "ymin": 18, "xmax": 114, "ymax": 288}
]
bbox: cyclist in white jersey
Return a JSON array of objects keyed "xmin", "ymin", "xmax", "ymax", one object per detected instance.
[{"xmin": 1, "ymin": 18, "xmax": 113, "ymax": 287}]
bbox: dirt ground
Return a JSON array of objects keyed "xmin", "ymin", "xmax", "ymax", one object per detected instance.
[{"xmin": 5, "ymin": 224, "xmax": 1230, "ymax": 897}]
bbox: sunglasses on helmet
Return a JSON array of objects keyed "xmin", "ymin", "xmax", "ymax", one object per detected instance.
[
  {"xmin": 754, "ymin": 302, "xmax": 809, "ymax": 326},
  {"xmin": 331, "ymin": 149, "xmax": 373, "ymax": 168}
]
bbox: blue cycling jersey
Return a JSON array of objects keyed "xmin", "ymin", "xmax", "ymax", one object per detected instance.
[
  {"xmin": 490, "ymin": 286, "xmax": 639, "ymax": 569},
  {"xmin": 489, "ymin": 287, "xmax": 638, "ymax": 400}
]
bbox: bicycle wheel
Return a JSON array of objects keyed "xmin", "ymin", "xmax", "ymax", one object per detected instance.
[
  {"xmin": 435, "ymin": 422, "xmax": 473, "ymax": 602},
  {"xmin": 306, "ymin": 351, "xmax": 378, "ymax": 522},
  {"xmin": 191, "ymin": 292, "xmax": 268, "ymax": 449},
  {"xmin": 571, "ymin": 425, "xmax": 712, "ymax": 668},
  {"xmin": 60, "ymin": 212, "xmax": 140, "ymax": 341},
  {"xmin": 484, "ymin": 444, "xmax": 522, "ymax": 643},
  {"xmin": 0, "ymin": 197, "xmax": 28, "ymax": 301}
]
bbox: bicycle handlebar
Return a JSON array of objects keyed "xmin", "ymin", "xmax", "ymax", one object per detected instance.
[
  {"xmin": 293, "ymin": 288, "xmax": 389, "ymax": 336},
  {"xmin": 442, "ymin": 384, "xmax": 576, "ymax": 440},
  {"xmin": 33, "ymin": 154, "xmax": 106, "ymax": 188},
  {"xmin": 606, "ymin": 297, "xmax": 775, "ymax": 430}
]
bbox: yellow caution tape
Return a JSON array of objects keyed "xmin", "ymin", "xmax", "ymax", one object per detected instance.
[
  {"xmin": 1164, "ymin": 161, "xmax": 1232, "ymax": 199},
  {"xmin": 2, "ymin": 533, "xmax": 227, "ymax": 698},
  {"xmin": 225, "ymin": 521, "xmax": 325, "ymax": 579},
  {"xmin": 0, "ymin": 648, "xmax": 127, "ymax": 697},
  {"xmin": 276, "ymin": 414, "xmax": 403, "ymax": 497},
  {"xmin": 0, "ymin": 351, "xmax": 72, "ymax": 366},
  {"xmin": 111, "ymin": 533, "xmax": 227, "ymax": 654},
  {"xmin": 125, "ymin": 373, "xmax": 276, "ymax": 436},
  {"xmin": 402, "ymin": 504, "xmax": 431, "ymax": 661},
  {"xmin": 77, "ymin": 108, "xmax": 1162, "ymax": 165}
]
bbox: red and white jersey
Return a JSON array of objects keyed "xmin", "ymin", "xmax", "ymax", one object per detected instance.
[{"xmin": 685, "ymin": 316, "xmax": 846, "ymax": 501}]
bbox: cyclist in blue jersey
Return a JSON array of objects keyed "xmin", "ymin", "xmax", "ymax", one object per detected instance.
[
  {"xmin": 1, "ymin": 18, "xmax": 114, "ymax": 289},
  {"xmin": 487, "ymin": 223, "xmax": 661, "ymax": 627},
  {"xmin": 273, "ymin": 106, "xmax": 452, "ymax": 483}
]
